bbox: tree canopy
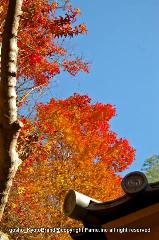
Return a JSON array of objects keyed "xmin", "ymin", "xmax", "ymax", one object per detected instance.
[
  {"xmin": 0, "ymin": 1, "xmax": 135, "ymax": 240},
  {"xmin": 142, "ymin": 155, "xmax": 159, "ymax": 183},
  {"xmin": 2, "ymin": 94, "xmax": 135, "ymax": 239}
]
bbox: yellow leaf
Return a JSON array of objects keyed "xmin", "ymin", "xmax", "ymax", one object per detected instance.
[{"xmin": 18, "ymin": 187, "xmax": 25, "ymax": 194}]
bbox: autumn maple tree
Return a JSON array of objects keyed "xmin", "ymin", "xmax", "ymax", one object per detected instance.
[
  {"xmin": 0, "ymin": 0, "xmax": 88, "ymax": 107},
  {"xmin": 2, "ymin": 94, "xmax": 135, "ymax": 240},
  {"xmin": 0, "ymin": 1, "xmax": 135, "ymax": 240},
  {"xmin": 0, "ymin": 0, "xmax": 88, "ymax": 238}
]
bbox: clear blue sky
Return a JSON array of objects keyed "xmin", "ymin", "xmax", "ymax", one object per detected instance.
[{"xmin": 46, "ymin": 0, "xmax": 159, "ymax": 175}]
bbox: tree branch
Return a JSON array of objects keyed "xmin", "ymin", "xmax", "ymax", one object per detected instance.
[{"xmin": 17, "ymin": 83, "xmax": 47, "ymax": 107}]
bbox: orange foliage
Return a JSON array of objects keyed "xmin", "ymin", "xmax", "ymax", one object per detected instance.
[
  {"xmin": 0, "ymin": 2, "xmax": 135, "ymax": 240},
  {"xmin": 0, "ymin": 0, "xmax": 89, "ymax": 95},
  {"xmin": 2, "ymin": 95, "xmax": 135, "ymax": 240}
]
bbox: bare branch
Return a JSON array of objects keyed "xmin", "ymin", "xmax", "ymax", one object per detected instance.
[{"xmin": 17, "ymin": 83, "xmax": 47, "ymax": 107}]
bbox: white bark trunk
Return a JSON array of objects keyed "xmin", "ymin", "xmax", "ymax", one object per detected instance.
[
  {"xmin": 0, "ymin": 231, "xmax": 12, "ymax": 240},
  {"xmin": 0, "ymin": 0, "xmax": 23, "ymax": 221}
]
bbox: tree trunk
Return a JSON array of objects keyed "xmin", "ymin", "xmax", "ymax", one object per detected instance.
[
  {"xmin": 0, "ymin": 0, "xmax": 23, "ymax": 222},
  {"xmin": 0, "ymin": 231, "xmax": 13, "ymax": 240}
]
